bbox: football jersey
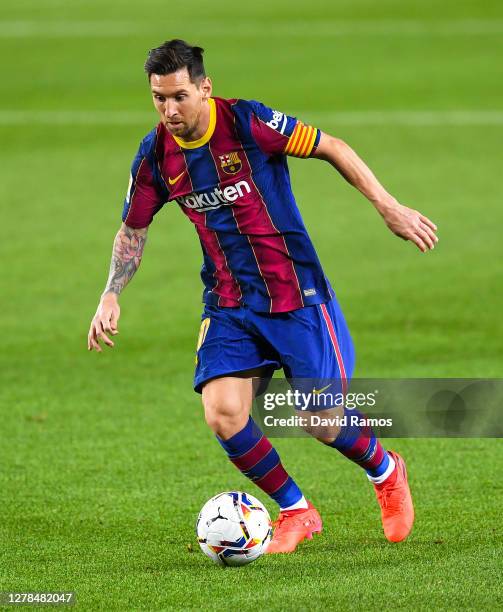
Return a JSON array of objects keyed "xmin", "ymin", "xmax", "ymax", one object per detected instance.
[{"xmin": 122, "ymin": 97, "xmax": 334, "ymax": 313}]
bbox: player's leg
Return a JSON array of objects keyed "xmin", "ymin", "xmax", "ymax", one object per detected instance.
[
  {"xmin": 202, "ymin": 372, "xmax": 308, "ymax": 511},
  {"xmin": 311, "ymin": 297, "xmax": 414, "ymax": 542},
  {"xmin": 250, "ymin": 296, "xmax": 414, "ymax": 543},
  {"xmin": 194, "ymin": 306, "xmax": 320, "ymax": 552},
  {"xmin": 203, "ymin": 373, "xmax": 322, "ymax": 554}
]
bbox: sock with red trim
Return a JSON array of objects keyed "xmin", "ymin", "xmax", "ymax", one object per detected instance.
[
  {"xmin": 327, "ymin": 408, "xmax": 394, "ymax": 480},
  {"xmin": 217, "ymin": 417, "xmax": 304, "ymax": 508}
]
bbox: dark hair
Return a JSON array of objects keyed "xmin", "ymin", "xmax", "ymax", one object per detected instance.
[{"xmin": 144, "ymin": 39, "xmax": 205, "ymax": 83}]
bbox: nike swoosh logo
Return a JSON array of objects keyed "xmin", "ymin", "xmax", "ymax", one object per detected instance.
[
  {"xmin": 168, "ymin": 171, "xmax": 185, "ymax": 186},
  {"xmin": 313, "ymin": 384, "xmax": 332, "ymax": 395}
]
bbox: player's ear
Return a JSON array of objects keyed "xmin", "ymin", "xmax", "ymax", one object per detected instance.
[{"xmin": 200, "ymin": 76, "xmax": 212, "ymax": 100}]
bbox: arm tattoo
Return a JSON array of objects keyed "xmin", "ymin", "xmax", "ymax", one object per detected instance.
[{"xmin": 103, "ymin": 226, "xmax": 147, "ymax": 296}]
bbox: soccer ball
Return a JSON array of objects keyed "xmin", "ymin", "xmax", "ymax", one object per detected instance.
[{"xmin": 196, "ymin": 491, "xmax": 272, "ymax": 566}]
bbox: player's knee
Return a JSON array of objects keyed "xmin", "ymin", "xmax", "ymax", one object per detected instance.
[
  {"xmin": 202, "ymin": 386, "xmax": 249, "ymax": 437},
  {"xmin": 300, "ymin": 406, "xmax": 343, "ymax": 443},
  {"xmin": 203, "ymin": 400, "xmax": 248, "ymax": 438}
]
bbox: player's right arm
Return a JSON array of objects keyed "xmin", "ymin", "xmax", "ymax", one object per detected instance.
[
  {"xmin": 88, "ymin": 128, "xmax": 166, "ymax": 352},
  {"xmin": 87, "ymin": 223, "xmax": 148, "ymax": 352}
]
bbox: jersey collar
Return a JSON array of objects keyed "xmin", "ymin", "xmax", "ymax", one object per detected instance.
[{"xmin": 172, "ymin": 98, "xmax": 216, "ymax": 149}]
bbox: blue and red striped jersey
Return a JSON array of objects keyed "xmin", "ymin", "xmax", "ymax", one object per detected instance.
[{"xmin": 122, "ymin": 97, "xmax": 334, "ymax": 313}]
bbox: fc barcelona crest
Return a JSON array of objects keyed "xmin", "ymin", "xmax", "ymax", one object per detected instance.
[{"xmin": 219, "ymin": 152, "xmax": 242, "ymax": 175}]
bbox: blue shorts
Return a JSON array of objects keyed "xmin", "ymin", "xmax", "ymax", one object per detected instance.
[{"xmin": 193, "ymin": 295, "xmax": 355, "ymax": 395}]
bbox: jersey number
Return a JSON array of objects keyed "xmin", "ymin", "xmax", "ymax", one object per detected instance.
[{"xmin": 195, "ymin": 318, "xmax": 211, "ymax": 364}]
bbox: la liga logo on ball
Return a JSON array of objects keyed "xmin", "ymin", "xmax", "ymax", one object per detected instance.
[{"xmin": 196, "ymin": 491, "xmax": 272, "ymax": 566}]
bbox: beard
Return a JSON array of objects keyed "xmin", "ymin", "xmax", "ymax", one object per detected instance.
[{"xmin": 165, "ymin": 108, "xmax": 200, "ymax": 139}]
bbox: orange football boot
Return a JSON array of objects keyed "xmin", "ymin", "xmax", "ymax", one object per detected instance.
[
  {"xmin": 266, "ymin": 501, "xmax": 322, "ymax": 554},
  {"xmin": 374, "ymin": 451, "xmax": 414, "ymax": 542}
]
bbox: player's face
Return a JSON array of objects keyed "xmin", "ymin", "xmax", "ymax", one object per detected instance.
[{"xmin": 150, "ymin": 69, "xmax": 212, "ymax": 140}]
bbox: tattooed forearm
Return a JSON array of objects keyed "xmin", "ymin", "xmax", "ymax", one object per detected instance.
[{"xmin": 103, "ymin": 224, "xmax": 148, "ymax": 296}]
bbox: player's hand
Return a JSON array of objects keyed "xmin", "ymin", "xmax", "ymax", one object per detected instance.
[
  {"xmin": 379, "ymin": 201, "xmax": 438, "ymax": 252},
  {"xmin": 87, "ymin": 292, "xmax": 120, "ymax": 352}
]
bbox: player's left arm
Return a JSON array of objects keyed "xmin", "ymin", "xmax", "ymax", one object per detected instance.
[{"xmin": 312, "ymin": 132, "xmax": 438, "ymax": 252}]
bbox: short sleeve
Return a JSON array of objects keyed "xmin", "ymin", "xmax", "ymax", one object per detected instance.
[
  {"xmin": 247, "ymin": 100, "xmax": 321, "ymax": 158},
  {"xmin": 122, "ymin": 133, "xmax": 165, "ymax": 228}
]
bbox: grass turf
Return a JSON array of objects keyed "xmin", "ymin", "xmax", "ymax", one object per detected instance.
[{"xmin": 1, "ymin": 0, "xmax": 503, "ymax": 609}]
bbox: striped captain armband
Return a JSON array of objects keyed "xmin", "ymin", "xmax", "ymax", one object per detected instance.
[{"xmin": 284, "ymin": 121, "xmax": 319, "ymax": 158}]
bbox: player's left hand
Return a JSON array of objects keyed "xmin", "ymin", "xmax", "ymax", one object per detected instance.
[{"xmin": 379, "ymin": 202, "xmax": 438, "ymax": 252}]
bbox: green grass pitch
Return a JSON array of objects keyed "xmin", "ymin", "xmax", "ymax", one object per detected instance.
[{"xmin": 1, "ymin": 0, "xmax": 502, "ymax": 609}]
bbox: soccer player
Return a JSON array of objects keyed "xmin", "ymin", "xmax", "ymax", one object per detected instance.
[{"xmin": 88, "ymin": 40, "xmax": 438, "ymax": 553}]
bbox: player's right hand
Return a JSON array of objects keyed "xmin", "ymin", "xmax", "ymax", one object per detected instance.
[{"xmin": 87, "ymin": 292, "xmax": 121, "ymax": 352}]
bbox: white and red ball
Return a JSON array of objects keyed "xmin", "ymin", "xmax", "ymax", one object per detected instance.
[{"xmin": 196, "ymin": 491, "xmax": 272, "ymax": 566}]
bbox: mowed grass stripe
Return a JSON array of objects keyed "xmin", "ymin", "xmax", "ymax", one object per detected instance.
[{"xmin": 2, "ymin": 19, "xmax": 503, "ymax": 38}]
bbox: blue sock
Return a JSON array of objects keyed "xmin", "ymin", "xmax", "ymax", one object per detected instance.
[{"xmin": 327, "ymin": 408, "xmax": 390, "ymax": 479}]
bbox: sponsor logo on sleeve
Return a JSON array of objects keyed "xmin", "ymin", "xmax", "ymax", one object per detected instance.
[{"xmin": 266, "ymin": 110, "xmax": 288, "ymax": 134}]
